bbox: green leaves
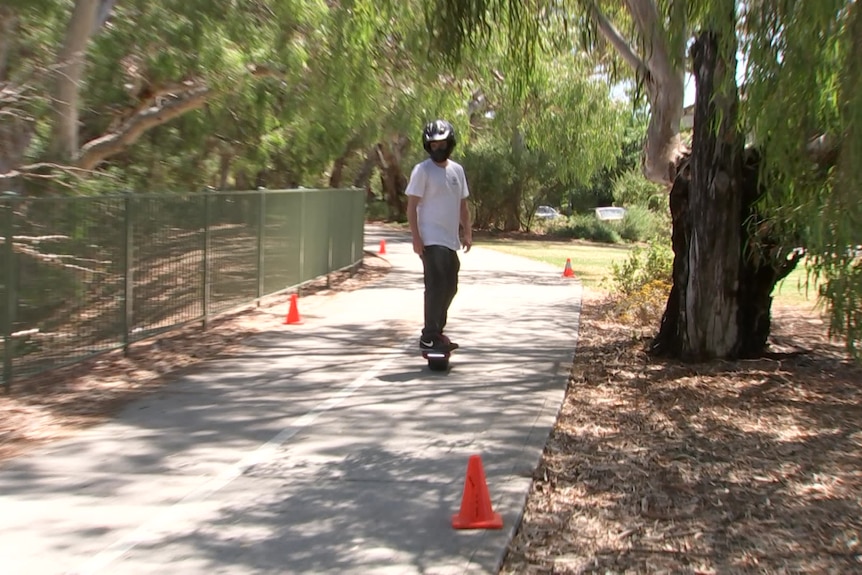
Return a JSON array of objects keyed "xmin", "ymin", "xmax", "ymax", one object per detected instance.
[{"xmin": 738, "ymin": 0, "xmax": 862, "ymax": 351}]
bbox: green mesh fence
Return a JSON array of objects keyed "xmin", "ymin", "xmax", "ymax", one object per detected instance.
[{"xmin": 0, "ymin": 188, "xmax": 365, "ymax": 390}]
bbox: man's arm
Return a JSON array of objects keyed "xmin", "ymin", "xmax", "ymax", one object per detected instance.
[
  {"xmin": 407, "ymin": 195, "xmax": 424, "ymax": 256},
  {"xmin": 460, "ymin": 198, "xmax": 472, "ymax": 253}
]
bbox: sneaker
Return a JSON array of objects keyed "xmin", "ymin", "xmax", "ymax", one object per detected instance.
[
  {"xmin": 419, "ymin": 336, "xmax": 457, "ymax": 352},
  {"xmin": 439, "ymin": 334, "xmax": 459, "ymax": 351}
]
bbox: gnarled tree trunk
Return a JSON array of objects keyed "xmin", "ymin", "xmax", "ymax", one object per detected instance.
[
  {"xmin": 652, "ymin": 31, "xmax": 800, "ymax": 360},
  {"xmin": 375, "ymin": 137, "xmax": 408, "ymax": 220}
]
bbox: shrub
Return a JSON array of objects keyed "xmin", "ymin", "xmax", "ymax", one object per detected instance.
[
  {"xmin": 605, "ymin": 241, "xmax": 674, "ymax": 326},
  {"xmin": 616, "ymin": 279, "xmax": 673, "ymax": 326},
  {"xmin": 552, "ymin": 214, "xmax": 622, "ymax": 243},
  {"xmin": 365, "ymin": 199, "xmax": 389, "ymax": 221},
  {"xmin": 612, "ymin": 168, "xmax": 667, "ymax": 211},
  {"xmin": 617, "ymin": 204, "xmax": 670, "ymax": 242}
]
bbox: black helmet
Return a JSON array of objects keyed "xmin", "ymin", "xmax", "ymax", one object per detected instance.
[{"xmin": 422, "ymin": 119, "xmax": 456, "ymax": 162}]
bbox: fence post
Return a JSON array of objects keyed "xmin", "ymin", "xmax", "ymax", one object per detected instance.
[
  {"xmin": 202, "ymin": 190, "xmax": 212, "ymax": 328},
  {"xmin": 257, "ymin": 189, "xmax": 266, "ymax": 303},
  {"xmin": 358, "ymin": 188, "xmax": 365, "ymax": 266},
  {"xmin": 122, "ymin": 192, "xmax": 134, "ymax": 355},
  {"xmin": 2, "ymin": 192, "xmax": 17, "ymax": 391},
  {"xmin": 350, "ymin": 189, "xmax": 358, "ymax": 276},
  {"xmin": 327, "ymin": 190, "xmax": 334, "ymax": 288},
  {"xmin": 299, "ymin": 191, "xmax": 306, "ymax": 289}
]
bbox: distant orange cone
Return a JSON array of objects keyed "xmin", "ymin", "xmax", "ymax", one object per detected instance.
[
  {"xmin": 284, "ymin": 293, "xmax": 302, "ymax": 324},
  {"xmin": 562, "ymin": 258, "xmax": 576, "ymax": 278},
  {"xmin": 379, "ymin": 239, "xmax": 387, "ymax": 255},
  {"xmin": 451, "ymin": 455, "xmax": 503, "ymax": 530}
]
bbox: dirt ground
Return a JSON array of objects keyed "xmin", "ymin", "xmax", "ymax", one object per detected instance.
[
  {"xmin": 500, "ymin": 291, "xmax": 862, "ymax": 574},
  {"xmin": 2, "ymin": 253, "xmax": 861, "ymax": 574}
]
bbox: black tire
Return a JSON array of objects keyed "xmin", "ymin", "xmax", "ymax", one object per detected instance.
[{"xmin": 428, "ymin": 358, "xmax": 449, "ymax": 372}]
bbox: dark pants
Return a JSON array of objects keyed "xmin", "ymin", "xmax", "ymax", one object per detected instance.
[{"xmin": 421, "ymin": 245, "xmax": 460, "ymax": 340}]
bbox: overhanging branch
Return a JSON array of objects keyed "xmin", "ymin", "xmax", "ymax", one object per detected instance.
[
  {"xmin": 587, "ymin": 1, "xmax": 647, "ymax": 76},
  {"xmin": 76, "ymin": 86, "xmax": 211, "ymax": 170},
  {"xmin": 624, "ymin": 0, "xmax": 676, "ymax": 84}
]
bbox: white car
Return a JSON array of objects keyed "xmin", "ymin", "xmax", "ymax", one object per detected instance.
[
  {"xmin": 535, "ymin": 205, "xmax": 561, "ymax": 219},
  {"xmin": 594, "ymin": 207, "xmax": 627, "ymax": 221}
]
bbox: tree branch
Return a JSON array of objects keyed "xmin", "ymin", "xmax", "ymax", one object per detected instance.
[
  {"xmin": 76, "ymin": 86, "xmax": 211, "ymax": 170},
  {"xmin": 621, "ymin": 0, "xmax": 686, "ymax": 184},
  {"xmin": 587, "ymin": 1, "xmax": 647, "ymax": 76}
]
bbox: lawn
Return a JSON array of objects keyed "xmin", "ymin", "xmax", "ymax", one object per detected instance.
[
  {"xmin": 477, "ymin": 237, "xmax": 631, "ymax": 289},
  {"xmin": 479, "ymin": 236, "xmax": 820, "ymax": 309}
]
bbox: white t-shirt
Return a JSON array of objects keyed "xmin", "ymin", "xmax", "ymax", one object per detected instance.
[{"xmin": 405, "ymin": 159, "xmax": 469, "ymax": 251}]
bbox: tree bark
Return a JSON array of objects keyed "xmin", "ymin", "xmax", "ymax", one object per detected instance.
[
  {"xmin": 375, "ymin": 137, "xmax": 408, "ymax": 220},
  {"xmin": 329, "ymin": 136, "xmax": 361, "ymax": 188},
  {"xmin": 0, "ymin": 6, "xmax": 16, "ymax": 82},
  {"xmin": 652, "ymin": 31, "xmax": 801, "ymax": 360},
  {"xmin": 624, "ymin": 0, "xmax": 686, "ymax": 184},
  {"xmin": 50, "ymin": 0, "xmax": 100, "ymax": 160},
  {"xmin": 590, "ymin": 0, "xmax": 686, "ymax": 185},
  {"xmin": 683, "ymin": 31, "xmax": 742, "ymax": 358},
  {"xmin": 352, "ymin": 147, "xmax": 377, "ymax": 202}
]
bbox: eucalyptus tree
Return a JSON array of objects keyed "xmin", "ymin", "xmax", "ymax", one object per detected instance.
[
  {"xmin": 335, "ymin": 0, "xmax": 468, "ymax": 217},
  {"xmin": 426, "ymin": 0, "xmax": 862, "ymax": 359},
  {"xmin": 2, "ymin": 0, "xmax": 428, "ymax": 193},
  {"xmin": 458, "ymin": 49, "xmax": 627, "ymax": 230}
]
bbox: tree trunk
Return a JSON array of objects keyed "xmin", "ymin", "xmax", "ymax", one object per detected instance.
[
  {"xmin": 589, "ymin": 0, "xmax": 686, "ymax": 185},
  {"xmin": 654, "ymin": 32, "xmax": 748, "ymax": 360},
  {"xmin": 329, "ymin": 136, "xmax": 362, "ymax": 188},
  {"xmin": 50, "ymin": 0, "xmax": 100, "ymax": 160},
  {"xmin": 0, "ymin": 6, "xmax": 16, "ymax": 82},
  {"xmin": 375, "ymin": 137, "xmax": 408, "ymax": 220},
  {"xmin": 353, "ymin": 147, "xmax": 377, "ymax": 202},
  {"xmin": 652, "ymin": 31, "xmax": 792, "ymax": 361},
  {"xmin": 684, "ymin": 31, "xmax": 743, "ymax": 358}
]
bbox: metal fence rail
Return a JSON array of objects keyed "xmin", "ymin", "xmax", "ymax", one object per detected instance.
[{"xmin": 0, "ymin": 188, "xmax": 365, "ymax": 390}]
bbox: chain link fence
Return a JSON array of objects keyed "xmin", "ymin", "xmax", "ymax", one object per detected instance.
[{"xmin": 0, "ymin": 188, "xmax": 365, "ymax": 391}]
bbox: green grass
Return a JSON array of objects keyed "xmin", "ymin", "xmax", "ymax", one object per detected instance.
[
  {"xmin": 478, "ymin": 237, "xmax": 632, "ymax": 288},
  {"xmin": 772, "ymin": 265, "xmax": 819, "ymax": 309},
  {"xmin": 480, "ymin": 237, "xmax": 820, "ymax": 309}
]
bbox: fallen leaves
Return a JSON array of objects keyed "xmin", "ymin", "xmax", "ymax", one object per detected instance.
[{"xmin": 500, "ymin": 291, "xmax": 862, "ymax": 574}]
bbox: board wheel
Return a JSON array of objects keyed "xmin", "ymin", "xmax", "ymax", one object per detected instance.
[{"xmin": 427, "ymin": 357, "xmax": 450, "ymax": 371}]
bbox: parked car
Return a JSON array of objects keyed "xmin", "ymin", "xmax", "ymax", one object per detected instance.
[
  {"xmin": 594, "ymin": 206, "xmax": 627, "ymax": 221},
  {"xmin": 535, "ymin": 205, "xmax": 562, "ymax": 219}
]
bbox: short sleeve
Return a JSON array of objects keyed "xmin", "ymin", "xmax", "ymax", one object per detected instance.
[
  {"xmin": 405, "ymin": 163, "xmax": 426, "ymax": 197},
  {"xmin": 460, "ymin": 166, "xmax": 469, "ymax": 199}
]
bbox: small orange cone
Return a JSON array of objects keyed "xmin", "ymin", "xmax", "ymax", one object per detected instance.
[
  {"xmin": 562, "ymin": 258, "xmax": 576, "ymax": 278},
  {"xmin": 379, "ymin": 239, "xmax": 387, "ymax": 255},
  {"xmin": 284, "ymin": 293, "xmax": 302, "ymax": 324},
  {"xmin": 451, "ymin": 455, "xmax": 503, "ymax": 530}
]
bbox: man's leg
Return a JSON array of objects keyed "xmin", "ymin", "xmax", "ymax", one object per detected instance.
[
  {"xmin": 421, "ymin": 246, "xmax": 459, "ymax": 349},
  {"xmin": 439, "ymin": 248, "xmax": 460, "ymax": 333}
]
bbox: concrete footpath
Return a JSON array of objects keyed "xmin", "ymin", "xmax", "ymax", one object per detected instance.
[{"xmin": 0, "ymin": 225, "xmax": 583, "ymax": 575}]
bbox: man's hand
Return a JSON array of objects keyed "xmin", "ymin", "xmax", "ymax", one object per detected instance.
[
  {"xmin": 407, "ymin": 195, "xmax": 423, "ymax": 257},
  {"xmin": 462, "ymin": 231, "xmax": 473, "ymax": 253},
  {"xmin": 412, "ymin": 236, "xmax": 425, "ymax": 257}
]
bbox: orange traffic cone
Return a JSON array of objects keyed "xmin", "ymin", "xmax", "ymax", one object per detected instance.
[
  {"xmin": 284, "ymin": 293, "xmax": 302, "ymax": 325},
  {"xmin": 562, "ymin": 258, "xmax": 576, "ymax": 278},
  {"xmin": 451, "ymin": 455, "xmax": 503, "ymax": 530},
  {"xmin": 379, "ymin": 239, "xmax": 387, "ymax": 255}
]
